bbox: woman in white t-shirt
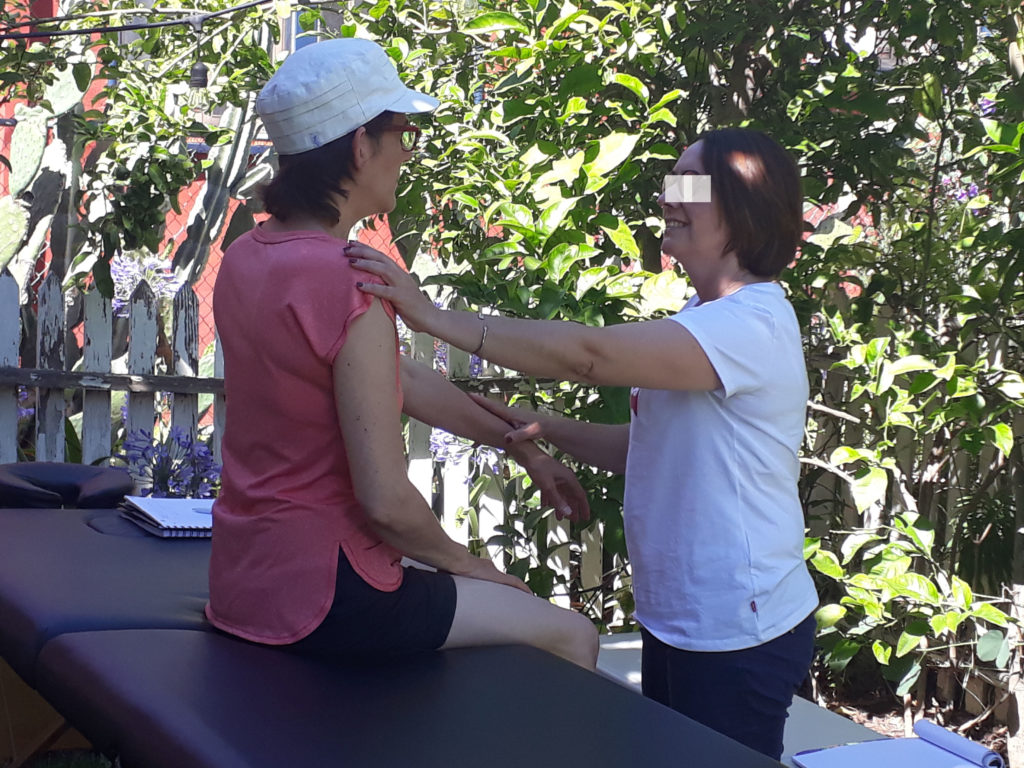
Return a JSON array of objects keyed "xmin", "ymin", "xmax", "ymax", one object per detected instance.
[{"xmin": 350, "ymin": 128, "xmax": 819, "ymax": 760}]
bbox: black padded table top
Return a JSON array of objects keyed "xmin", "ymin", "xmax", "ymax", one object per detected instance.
[
  {"xmin": 37, "ymin": 630, "xmax": 782, "ymax": 768},
  {"xmin": 0, "ymin": 508, "xmax": 210, "ymax": 683}
]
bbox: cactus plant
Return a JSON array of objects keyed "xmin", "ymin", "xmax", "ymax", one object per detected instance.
[
  {"xmin": 171, "ymin": 96, "xmax": 265, "ymax": 283},
  {"xmin": 9, "ymin": 104, "xmax": 48, "ymax": 198},
  {"xmin": 0, "ymin": 196, "xmax": 29, "ymax": 270},
  {"xmin": 42, "ymin": 60, "xmax": 88, "ymax": 116}
]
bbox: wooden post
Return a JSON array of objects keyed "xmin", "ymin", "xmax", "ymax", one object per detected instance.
[
  {"xmin": 441, "ymin": 453, "xmax": 471, "ymax": 546},
  {"xmin": 34, "ymin": 272, "xmax": 65, "ymax": 462},
  {"xmin": 580, "ymin": 521, "xmax": 604, "ymax": 618},
  {"xmin": 407, "ymin": 331, "xmax": 434, "ymax": 505},
  {"xmin": 81, "ymin": 289, "xmax": 112, "ymax": 464},
  {"xmin": 213, "ymin": 332, "xmax": 225, "ymax": 463},
  {"xmin": 171, "ymin": 285, "xmax": 199, "ymax": 440},
  {"xmin": 126, "ymin": 281, "xmax": 157, "ymax": 437},
  {"xmin": 0, "ymin": 272, "xmax": 20, "ymax": 463}
]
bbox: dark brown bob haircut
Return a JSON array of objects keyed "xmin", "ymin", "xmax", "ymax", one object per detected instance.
[
  {"xmin": 260, "ymin": 110, "xmax": 396, "ymax": 227},
  {"xmin": 697, "ymin": 128, "xmax": 802, "ymax": 278}
]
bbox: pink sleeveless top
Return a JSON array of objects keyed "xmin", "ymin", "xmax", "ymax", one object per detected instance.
[{"xmin": 206, "ymin": 226, "xmax": 403, "ymax": 644}]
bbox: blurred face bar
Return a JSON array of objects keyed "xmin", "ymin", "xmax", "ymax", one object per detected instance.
[{"xmin": 664, "ymin": 174, "xmax": 712, "ymax": 204}]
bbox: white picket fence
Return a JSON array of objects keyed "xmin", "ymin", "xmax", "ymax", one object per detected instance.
[{"xmin": 0, "ymin": 271, "xmax": 616, "ymax": 618}]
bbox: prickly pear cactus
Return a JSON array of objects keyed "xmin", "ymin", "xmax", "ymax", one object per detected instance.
[
  {"xmin": 0, "ymin": 196, "xmax": 29, "ymax": 270},
  {"xmin": 9, "ymin": 104, "xmax": 47, "ymax": 198},
  {"xmin": 42, "ymin": 60, "xmax": 86, "ymax": 116}
]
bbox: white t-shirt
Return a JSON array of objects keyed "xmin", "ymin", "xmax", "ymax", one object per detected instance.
[{"xmin": 624, "ymin": 281, "xmax": 818, "ymax": 651}]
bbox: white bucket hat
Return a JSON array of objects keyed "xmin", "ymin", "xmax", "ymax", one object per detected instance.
[{"xmin": 257, "ymin": 38, "xmax": 439, "ymax": 156}]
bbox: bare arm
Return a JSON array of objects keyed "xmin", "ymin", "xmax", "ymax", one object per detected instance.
[
  {"xmin": 350, "ymin": 245, "xmax": 720, "ymax": 392},
  {"xmin": 333, "ymin": 299, "xmax": 527, "ymax": 591},
  {"xmin": 399, "ymin": 356, "xmax": 589, "ymax": 520},
  {"xmin": 470, "ymin": 394, "xmax": 630, "ymax": 475}
]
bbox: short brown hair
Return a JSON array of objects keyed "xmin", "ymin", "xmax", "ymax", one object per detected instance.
[
  {"xmin": 260, "ymin": 110, "xmax": 396, "ymax": 227},
  {"xmin": 697, "ymin": 129, "xmax": 802, "ymax": 277}
]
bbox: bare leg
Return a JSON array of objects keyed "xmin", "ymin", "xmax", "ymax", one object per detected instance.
[{"xmin": 441, "ymin": 575, "xmax": 598, "ymax": 670}]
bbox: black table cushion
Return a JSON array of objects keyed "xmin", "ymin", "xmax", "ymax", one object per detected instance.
[
  {"xmin": 36, "ymin": 630, "xmax": 781, "ymax": 768},
  {"xmin": 0, "ymin": 463, "xmax": 133, "ymax": 509},
  {"xmin": 0, "ymin": 509, "xmax": 210, "ymax": 683}
]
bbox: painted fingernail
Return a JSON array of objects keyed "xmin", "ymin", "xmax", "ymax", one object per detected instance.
[
  {"xmin": 355, "ymin": 281, "xmax": 364, "ymax": 287},
  {"xmin": 349, "ymin": 258, "xmax": 356, "ymax": 264}
]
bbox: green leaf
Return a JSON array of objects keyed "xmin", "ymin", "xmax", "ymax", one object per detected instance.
[
  {"xmin": 537, "ymin": 197, "xmax": 578, "ymax": 239},
  {"xmin": 544, "ymin": 243, "xmax": 585, "ymax": 282},
  {"xmin": 815, "ymin": 603, "xmax": 847, "ymax": 629},
  {"xmin": 850, "ymin": 467, "xmax": 887, "ymax": 513},
  {"xmin": 639, "ymin": 271, "xmax": 687, "ymax": 314},
  {"xmin": 951, "ymin": 577, "xmax": 973, "ymax": 610},
  {"xmin": 972, "ymin": 603, "xmax": 1010, "ymax": 627},
  {"xmin": 72, "ymin": 62, "xmax": 92, "ymax": 92},
  {"xmin": 987, "ymin": 423, "xmax": 1013, "ymax": 456},
  {"xmin": 891, "ymin": 573, "xmax": 941, "ymax": 606},
  {"xmin": 803, "ymin": 537, "xmax": 821, "ymax": 559},
  {"xmin": 887, "ymin": 355, "xmax": 935, "ymax": 377},
  {"xmin": 584, "ymin": 132, "xmax": 639, "ymax": 178},
  {"xmin": 464, "ymin": 12, "xmax": 529, "ymax": 34},
  {"xmin": 811, "ymin": 549, "xmax": 844, "ymax": 580},
  {"xmin": 872, "ymin": 640, "xmax": 892, "ymax": 665},
  {"xmin": 894, "ymin": 660, "xmax": 922, "ymax": 697},
  {"xmin": 840, "ymin": 531, "xmax": 882, "ymax": 565},
  {"xmin": 901, "ymin": 630, "xmax": 925, "ymax": 655},
  {"xmin": 557, "ymin": 63, "xmax": 602, "ymax": 100},
  {"xmin": 976, "ymin": 630, "xmax": 1004, "ymax": 662},
  {"xmin": 610, "ymin": 73, "xmax": 648, "ymax": 101},
  {"xmin": 996, "ymin": 637, "xmax": 1011, "ymax": 669},
  {"xmin": 600, "ymin": 216, "xmax": 640, "ymax": 259}
]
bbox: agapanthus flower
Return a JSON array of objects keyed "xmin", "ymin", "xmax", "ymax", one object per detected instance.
[
  {"xmin": 118, "ymin": 427, "xmax": 220, "ymax": 498},
  {"xmin": 110, "ymin": 253, "xmax": 185, "ymax": 318}
]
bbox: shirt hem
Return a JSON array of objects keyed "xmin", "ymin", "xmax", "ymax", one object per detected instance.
[{"xmin": 636, "ymin": 593, "xmax": 819, "ymax": 652}]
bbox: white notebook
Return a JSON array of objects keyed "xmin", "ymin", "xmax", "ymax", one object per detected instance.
[{"xmin": 120, "ymin": 495, "xmax": 214, "ymax": 538}]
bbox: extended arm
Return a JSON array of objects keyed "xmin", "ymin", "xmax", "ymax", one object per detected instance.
[
  {"xmin": 350, "ymin": 245, "xmax": 720, "ymax": 392},
  {"xmin": 399, "ymin": 356, "xmax": 589, "ymax": 520},
  {"xmin": 470, "ymin": 394, "xmax": 630, "ymax": 475},
  {"xmin": 333, "ymin": 299, "xmax": 527, "ymax": 591}
]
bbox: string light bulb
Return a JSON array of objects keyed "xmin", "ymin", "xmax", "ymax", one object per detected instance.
[
  {"xmin": 187, "ymin": 16, "xmax": 207, "ymax": 89},
  {"xmin": 189, "ymin": 60, "xmax": 208, "ymax": 88}
]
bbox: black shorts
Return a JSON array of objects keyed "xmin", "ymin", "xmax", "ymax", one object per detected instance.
[{"xmin": 285, "ymin": 548, "xmax": 458, "ymax": 657}]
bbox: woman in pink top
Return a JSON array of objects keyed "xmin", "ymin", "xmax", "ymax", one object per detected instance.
[{"xmin": 206, "ymin": 38, "xmax": 597, "ymax": 669}]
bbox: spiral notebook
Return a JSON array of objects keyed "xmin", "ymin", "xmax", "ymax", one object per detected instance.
[
  {"xmin": 120, "ymin": 495, "xmax": 214, "ymax": 538},
  {"xmin": 794, "ymin": 719, "xmax": 1004, "ymax": 768}
]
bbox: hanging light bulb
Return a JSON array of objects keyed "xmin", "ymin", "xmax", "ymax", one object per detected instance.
[
  {"xmin": 187, "ymin": 15, "xmax": 207, "ymax": 89},
  {"xmin": 189, "ymin": 60, "xmax": 208, "ymax": 88}
]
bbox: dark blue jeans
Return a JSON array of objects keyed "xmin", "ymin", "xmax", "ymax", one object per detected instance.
[{"xmin": 640, "ymin": 612, "xmax": 816, "ymax": 760}]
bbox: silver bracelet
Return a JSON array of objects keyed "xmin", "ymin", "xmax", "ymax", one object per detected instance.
[{"xmin": 471, "ymin": 309, "xmax": 488, "ymax": 356}]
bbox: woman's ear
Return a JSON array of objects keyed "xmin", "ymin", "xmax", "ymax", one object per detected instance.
[{"xmin": 351, "ymin": 126, "xmax": 373, "ymax": 170}]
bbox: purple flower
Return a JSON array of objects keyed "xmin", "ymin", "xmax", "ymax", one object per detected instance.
[
  {"xmin": 967, "ymin": 183, "xmax": 979, "ymax": 198},
  {"xmin": 117, "ymin": 427, "xmax": 220, "ymax": 498},
  {"xmin": 17, "ymin": 386, "xmax": 34, "ymax": 419},
  {"xmin": 979, "ymin": 97, "xmax": 995, "ymax": 117},
  {"xmin": 110, "ymin": 253, "xmax": 185, "ymax": 318}
]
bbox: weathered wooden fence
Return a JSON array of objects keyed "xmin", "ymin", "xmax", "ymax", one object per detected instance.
[
  {"xmin": 0, "ymin": 270, "xmax": 614, "ymax": 617},
  {"xmin": 0, "ymin": 272, "xmax": 224, "ymax": 465}
]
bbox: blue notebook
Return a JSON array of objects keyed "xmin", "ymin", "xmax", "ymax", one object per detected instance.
[{"xmin": 794, "ymin": 720, "xmax": 1003, "ymax": 768}]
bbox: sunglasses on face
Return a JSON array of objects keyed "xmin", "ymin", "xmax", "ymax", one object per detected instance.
[{"xmin": 380, "ymin": 124, "xmax": 422, "ymax": 151}]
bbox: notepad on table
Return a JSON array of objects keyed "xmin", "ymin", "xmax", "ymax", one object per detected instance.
[
  {"xmin": 120, "ymin": 495, "xmax": 214, "ymax": 538},
  {"xmin": 793, "ymin": 719, "xmax": 1004, "ymax": 768}
]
